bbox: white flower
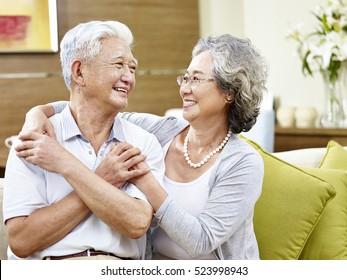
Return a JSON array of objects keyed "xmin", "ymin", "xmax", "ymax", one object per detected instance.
[{"xmin": 288, "ymin": 0, "xmax": 347, "ymax": 82}]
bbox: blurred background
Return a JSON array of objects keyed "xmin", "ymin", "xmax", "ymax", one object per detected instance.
[{"xmin": 0, "ymin": 0, "xmax": 338, "ymax": 172}]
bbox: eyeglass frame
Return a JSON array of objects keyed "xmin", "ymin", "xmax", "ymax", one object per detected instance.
[{"xmin": 176, "ymin": 75, "xmax": 215, "ymax": 87}]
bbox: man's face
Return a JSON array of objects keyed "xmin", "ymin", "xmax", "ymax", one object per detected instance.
[{"xmin": 81, "ymin": 37, "xmax": 137, "ymax": 112}]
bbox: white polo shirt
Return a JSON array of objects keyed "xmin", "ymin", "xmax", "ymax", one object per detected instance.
[{"xmin": 3, "ymin": 106, "xmax": 164, "ymax": 260}]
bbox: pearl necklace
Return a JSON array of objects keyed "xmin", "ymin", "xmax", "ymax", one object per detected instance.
[{"xmin": 183, "ymin": 128, "xmax": 232, "ymax": 168}]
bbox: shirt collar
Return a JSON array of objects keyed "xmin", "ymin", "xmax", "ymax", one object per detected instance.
[{"xmin": 60, "ymin": 105, "xmax": 126, "ymax": 143}]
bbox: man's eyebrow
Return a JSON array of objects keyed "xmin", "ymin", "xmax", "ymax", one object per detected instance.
[{"xmin": 113, "ymin": 56, "xmax": 138, "ymax": 66}]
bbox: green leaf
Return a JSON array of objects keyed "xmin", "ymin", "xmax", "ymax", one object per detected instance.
[
  {"xmin": 321, "ymin": 14, "xmax": 330, "ymax": 32},
  {"xmin": 302, "ymin": 51, "xmax": 313, "ymax": 76}
]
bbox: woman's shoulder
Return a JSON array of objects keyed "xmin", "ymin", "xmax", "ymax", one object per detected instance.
[
  {"xmin": 217, "ymin": 135, "xmax": 264, "ymax": 170},
  {"xmin": 227, "ymin": 135, "xmax": 262, "ymax": 157}
]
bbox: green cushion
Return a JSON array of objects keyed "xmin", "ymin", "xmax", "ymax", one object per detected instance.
[
  {"xmin": 241, "ymin": 136, "xmax": 336, "ymax": 259},
  {"xmin": 298, "ymin": 168, "xmax": 347, "ymax": 259},
  {"xmin": 319, "ymin": 140, "xmax": 347, "ymax": 170},
  {"xmin": 298, "ymin": 140, "xmax": 347, "ymax": 259}
]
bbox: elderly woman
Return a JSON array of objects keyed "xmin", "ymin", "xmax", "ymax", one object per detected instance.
[{"xmin": 17, "ymin": 34, "xmax": 268, "ymax": 259}]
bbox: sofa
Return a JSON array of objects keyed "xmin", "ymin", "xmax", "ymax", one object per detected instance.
[
  {"xmin": 248, "ymin": 139, "xmax": 347, "ymax": 260},
  {"xmin": 1, "ymin": 139, "xmax": 346, "ymax": 260}
]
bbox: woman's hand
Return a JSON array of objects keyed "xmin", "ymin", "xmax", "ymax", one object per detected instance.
[
  {"xmin": 129, "ymin": 160, "xmax": 151, "ymax": 186},
  {"xmin": 22, "ymin": 105, "xmax": 56, "ymax": 139},
  {"xmin": 15, "ymin": 131, "xmax": 70, "ymax": 173},
  {"xmin": 129, "ymin": 160, "xmax": 167, "ymax": 212},
  {"xmin": 95, "ymin": 142, "xmax": 151, "ymax": 189}
]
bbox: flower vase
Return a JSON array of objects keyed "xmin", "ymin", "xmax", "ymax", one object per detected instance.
[{"xmin": 320, "ymin": 71, "xmax": 345, "ymax": 128}]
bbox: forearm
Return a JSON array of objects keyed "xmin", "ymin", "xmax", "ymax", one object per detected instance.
[
  {"xmin": 50, "ymin": 101, "xmax": 69, "ymax": 114},
  {"xmin": 60, "ymin": 155, "xmax": 153, "ymax": 239},
  {"xmin": 26, "ymin": 104, "xmax": 55, "ymax": 119},
  {"xmin": 155, "ymin": 197, "xmax": 214, "ymax": 258},
  {"xmin": 16, "ymin": 132, "xmax": 153, "ymax": 239},
  {"xmin": 22, "ymin": 104, "xmax": 56, "ymax": 137},
  {"xmin": 132, "ymin": 172, "xmax": 168, "ymax": 212},
  {"xmin": 120, "ymin": 112, "xmax": 188, "ymax": 147},
  {"xmin": 27, "ymin": 101, "xmax": 68, "ymax": 117},
  {"xmin": 6, "ymin": 191, "xmax": 89, "ymax": 258}
]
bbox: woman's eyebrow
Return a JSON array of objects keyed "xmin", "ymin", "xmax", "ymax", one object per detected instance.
[{"xmin": 185, "ymin": 69, "xmax": 206, "ymax": 75}]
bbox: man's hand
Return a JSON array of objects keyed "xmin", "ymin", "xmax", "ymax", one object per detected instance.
[
  {"xmin": 95, "ymin": 142, "xmax": 150, "ymax": 188},
  {"xmin": 15, "ymin": 131, "xmax": 70, "ymax": 173}
]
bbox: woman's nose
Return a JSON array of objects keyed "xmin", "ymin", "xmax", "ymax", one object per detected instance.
[{"xmin": 180, "ymin": 82, "xmax": 192, "ymax": 95}]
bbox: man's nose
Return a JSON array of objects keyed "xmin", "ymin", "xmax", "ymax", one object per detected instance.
[{"xmin": 120, "ymin": 66, "xmax": 134, "ymax": 83}]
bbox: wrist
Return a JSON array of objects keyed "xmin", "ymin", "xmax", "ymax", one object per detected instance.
[{"xmin": 136, "ymin": 174, "xmax": 167, "ymax": 212}]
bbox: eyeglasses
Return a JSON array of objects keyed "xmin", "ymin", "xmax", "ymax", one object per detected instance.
[{"xmin": 176, "ymin": 75, "xmax": 214, "ymax": 87}]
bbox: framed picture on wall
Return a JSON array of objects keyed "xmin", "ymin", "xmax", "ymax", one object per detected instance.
[{"xmin": 0, "ymin": 0, "xmax": 58, "ymax": 53}]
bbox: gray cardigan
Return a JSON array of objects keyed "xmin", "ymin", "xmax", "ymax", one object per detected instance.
[
  {"xmin": 52, "ymin": 103, "xmax": 263, "ymax": 259},
  {"xmin": 120, "ymin": 112, "xmax": 263, "ymax": 260}
]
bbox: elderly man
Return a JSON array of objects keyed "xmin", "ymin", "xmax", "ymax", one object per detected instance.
[{"xmin": 3, "ymin": 20, "xmax": 164, "ymax": 260}]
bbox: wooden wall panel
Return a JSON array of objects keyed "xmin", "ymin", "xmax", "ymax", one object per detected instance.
[
  {"xmin": 0, "ymin": 77, "xmax": 68, "ymax": 165},
  {"xmin": 0, "ymin": 0, "xmax": 199, "ymax": 167},
  {"xmin": 128, "ymin": 74, "xmax": 182, "ymax": 114},
  {"xmin": 59, "ymin": 0, "xmax": 199, "ymax": 69}
]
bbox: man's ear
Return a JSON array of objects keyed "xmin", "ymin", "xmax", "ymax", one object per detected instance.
[{"xmin": 71, "ymin": 60, "xmax": 85, "ymax": 86}]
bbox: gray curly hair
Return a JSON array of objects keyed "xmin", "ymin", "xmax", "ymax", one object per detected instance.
[{"xmin": 192, "ymin": 34, "xmax": 268, "ymax": 134}]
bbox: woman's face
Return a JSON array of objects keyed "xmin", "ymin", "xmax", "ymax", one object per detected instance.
[
  {"xmin": 180, "ymin": 50, "xmax": 229, "ymax": 125},
  {"xmin": 81, "ymin": 37, "xmax": 137, "ymax": 112}
]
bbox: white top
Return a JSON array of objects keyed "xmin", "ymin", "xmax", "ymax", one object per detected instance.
[
  {"xmin": 120, "ymin": 112, "xmax": 263, "ymax": 259},
  {"xmin": 3, "ymin": 106, "xmax": 165, "ymax": 260},
  {"xmin": 152, "ymin": 140, "xmax": 217, "ymax": 260}
]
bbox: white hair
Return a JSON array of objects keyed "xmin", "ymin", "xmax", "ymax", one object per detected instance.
[{"xmin": 60, "ymin": 20, "xmax": 134, "ymax": 89}]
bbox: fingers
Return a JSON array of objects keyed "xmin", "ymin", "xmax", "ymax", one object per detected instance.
[
  {"xmin": 97, "ymin": 142, "xmax": 150, "ymax": 187},
  {"xmin": 17, "ymin": 131, "xmax": 43, "ymax": 142},
  {"xmin": 15, "ymin": 131, "xmax": 47, "ymax": 152},
  {"xmin": 109, "ymin": 142, "xmax": 144, "ymax": 163},
  {"xmin": 126, "ymin": 168, "xmax": 150, "ymax": 180},
  {"xmin": 114, "ymin": 144, "xmax": 148, "ymax": 170},
  {"xmin": 15, "ymin": 140, "xmax": 31, "ymax": 152},
  {"xmin": 124, "ymin": 154, "xmax": 148, "ymax": 170},
  {"xmin": 16, "ymin": 149, "xmax": 32, "ymax": 159},
  {"xmin": 15, "ymin": 133, "xmax": 50, "ymax": 161},
  {"xmin": 111, "ymin": 142, "xmax": 140, "ymax": 156},
  {"xmin": 44, "ymin": 120, "xmax": 57, "ymax": 140}
]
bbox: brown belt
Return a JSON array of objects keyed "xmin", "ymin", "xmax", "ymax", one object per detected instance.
[{"xmin": 44, "ymin": 249, "xmax": 131, "ymax": 260}]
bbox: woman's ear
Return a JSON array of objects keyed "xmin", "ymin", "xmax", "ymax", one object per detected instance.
[
  {"xmin": 71, "ymin": 60, "xmax": 85, "ymax": 86},
  {"xmin": 225, "ymin": 93, "xmax": 234, "ymax": 104}
]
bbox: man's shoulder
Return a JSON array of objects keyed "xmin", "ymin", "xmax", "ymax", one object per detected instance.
[
  {"xmin": 118, "ymin": 117, "xmax": 154, "ymax": 135},
  {"xmin": 49, "ymin": 105, "xmax": 69, "ymax": 124},
  {"xmin": 117, "ymin": 117, "xmax": 158, "ymax": 147}
]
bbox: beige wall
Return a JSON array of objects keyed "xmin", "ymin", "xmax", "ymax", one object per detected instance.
[
  {"xmin": 199, "ymin": 0, "xmax": 329, "ymax": 116},
  {"xmin": 199, "ymin": 0, "xmax": 244, "ymax": 37}
]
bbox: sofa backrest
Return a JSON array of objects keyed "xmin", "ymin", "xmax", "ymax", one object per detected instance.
[
  {"xmin": 273, "ymin": 147, "xmax": 327, "ymax": 167},
  {"xmin": 274, "ymin": 146, "xmax": 347, "ymax": 168},
  {"xmin": 0, "ymin": 178, "xmax": 8, "ymax": 260}
]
